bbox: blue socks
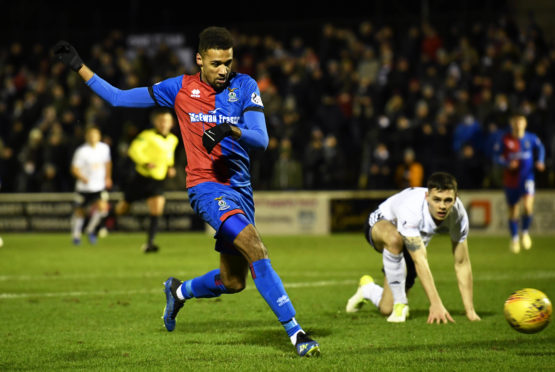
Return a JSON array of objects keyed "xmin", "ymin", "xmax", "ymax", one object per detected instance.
[
  {"xmin": 508, "ymin": 219, "xmax": 519, "ymax": 239},
  {"xmin": 250, "ymin": 258, "xmax": 301, "ymax": 337},
  {"xmin": 508, "ymin": 215, "xmax": 533, "ymax": 239},
  {"xmin": 177, "ymin": 259, "xmax": 302, "ymax": 340},
  {"xmin": 179, "ymin": 269, "xmax": 228, "ymax": 299},
  {"xmin": 521, "ymin": 215, "xmax": 532, "ymax": 232}
]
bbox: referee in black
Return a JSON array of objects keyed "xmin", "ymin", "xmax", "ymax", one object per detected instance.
[{"xmin": 115, "ymin": 108, "xmax": 179, "ymax": 252}]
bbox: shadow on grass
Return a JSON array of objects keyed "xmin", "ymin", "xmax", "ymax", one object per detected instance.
[
  {"xmin": 166, "ymin": 318, "xmax": 554, "ymax": 357},
  {"xmin": 241, "ymin": 327, "xmax": 332, "ymax": 353},
  {"xmin": 157, "ymin": 317, "xmax": 332, "ymax": 353}
]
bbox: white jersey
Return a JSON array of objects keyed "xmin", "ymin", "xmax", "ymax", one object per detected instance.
[
  {"xmin": 71, "ymin": 142, "xmax": 111, "ymax": 193},
  {"xmin": 377, "ymin": 187, "xmax": 469, "ymax": 246}
]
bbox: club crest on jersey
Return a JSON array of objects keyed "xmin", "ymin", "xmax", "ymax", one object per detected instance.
[
  {"xmin": 227, "ymin": 88, "xmax": 239, "ymax": 102},
  {"xmin": 215, "ymin": 196, "xmax": 230, "ymax": 211}
]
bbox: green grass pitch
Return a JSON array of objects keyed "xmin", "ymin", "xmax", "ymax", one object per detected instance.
[{"xmin": 0, "ymin": 232, "xmax": 554, "ymax": 371}]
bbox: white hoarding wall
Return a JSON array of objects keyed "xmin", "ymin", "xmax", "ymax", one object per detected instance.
[
  {"xmin": 1, "ymin": 191, "xmax": 554, "ymax": 235},
  {"xmin": 458, "ymin": 191, "xmax": 555, "ymax": 235},
  {"xmin": 253, "ymin": 192, "xmax": 330, "ymax": 235},
  {"xmin": 247, "ymin": 190, "xmax": 555, "ymax": 236},
  {"xmin": 0, "ymin": 192, "xmax": 203, "ymax": 232}
]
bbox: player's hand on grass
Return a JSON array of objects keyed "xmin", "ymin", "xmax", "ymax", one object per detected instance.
[
  {"xmin": 427, "ymin": 303, "xmax": 455, "ymax": 324},
  {"xmin": 52, "ymin": 41, "xmax": 84, "ymax": 71},
  {"xmin": 466, "ymin": 309, "xmax": 481, "ymax": 322},
  {"xmin": 202, "ymin": 123, "xmax": 232, "ymax": 153}
]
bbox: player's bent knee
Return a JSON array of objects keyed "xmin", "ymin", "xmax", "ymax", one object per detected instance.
[
  {"xmin": 115, "ymin": 201, "xmax": 129, "ymax": 215},
  {"xmin": 385, "ymin": 233, "xmax": 404, "ymax": 254},
  {"xmin": 222, "ymin": 277, "xmax": 246, "ymax": 293},
  {"xmin": 98, "ymin": 200, "xmax": 109, "ymax": 212},
  {"xmin": 239, "ymin": 233, "xmax": 268, "ymax": 261}
]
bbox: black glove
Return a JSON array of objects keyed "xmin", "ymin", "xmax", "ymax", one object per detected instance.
[
  {"xmin": 202, "ymin": 123, "xmax": 233, "ymax": 153},
  {"xmin": 53, "ymin": 40, "xmax": 83, "ymax": 71}
]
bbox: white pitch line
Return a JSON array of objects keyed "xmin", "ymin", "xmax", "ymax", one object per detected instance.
[
  {"xmin": 0, "ymin": 271, "xmax": 356, "ymax": 281},
  {"xmin": 1, "ymin": 272, "xmax": 554, "ymax": 300},
  {"xmin": 1, "ymin": 270, "xmax": 554, "ymax": 282},
  {"xmin": 0, "ymin": 279, "xmax": 357, "ymax": 300}
]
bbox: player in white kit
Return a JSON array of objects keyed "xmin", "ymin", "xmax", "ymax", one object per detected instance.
[
  {"xmin": 346, "ymin": 172, "xmax": 480, "ymax": 323},
  {"xmin": 70, "ymin": 125, "xmax": 112, "ymax": 245}
]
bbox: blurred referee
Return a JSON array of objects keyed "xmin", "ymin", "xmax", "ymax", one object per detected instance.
[{"xmin": 115, "ymin": 108, "xmax": 179, "ymax": 253}]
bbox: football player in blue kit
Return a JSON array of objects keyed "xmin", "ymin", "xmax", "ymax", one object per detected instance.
[
  {"xmin": 53, "ymin": 26, "xmax": 320, "ymax": 357},
  {"xmin": 493, "ymin": 113, "xmax": 545, "ymax": 253}
]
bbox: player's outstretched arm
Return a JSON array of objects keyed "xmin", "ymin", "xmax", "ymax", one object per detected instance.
[
  {"xmin": 53, "ymin": 41, "xmax": 155, "ymax": 108},
  {"xmin": 452, "ymin": 239, "xmax": 480, "ymax": 321},
  {"xmin": 404, "ymin": 236, "xmax": 455, "ymax": 324}
]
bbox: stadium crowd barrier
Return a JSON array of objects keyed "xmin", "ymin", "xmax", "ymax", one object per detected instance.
[{"xmin": 1, "ymin": 191, "xmax": 555, "ymax": 235}]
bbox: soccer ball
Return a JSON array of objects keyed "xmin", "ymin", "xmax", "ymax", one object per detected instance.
[{"xmin": 504, "ymin": 288, "xmax": 552, "ymax": 334}]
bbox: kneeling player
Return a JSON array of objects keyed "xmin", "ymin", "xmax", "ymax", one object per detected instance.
[{"xmin": 346, "ymin": 172, "xmax": 480, "ymax": 323}]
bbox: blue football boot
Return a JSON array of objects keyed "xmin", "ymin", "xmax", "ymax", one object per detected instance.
[
  {"xmin": 162, "ymin": 277, "xmax": 185, "ymax": 331},
  {"xmin": 295, "ymin": 332, "xmax": 321, "ymax": 357}
]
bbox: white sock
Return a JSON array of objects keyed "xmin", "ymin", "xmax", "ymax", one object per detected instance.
[
  {"xmin": 86, "ymin": 210, "xmax": 108, "ymax": 234},
  {"xmin": 176, "ymin": 284, "xmax": 186, "ymax": 300},
  {"xmin": 71, "ymin": 215, "xmax": 84, "ymax": 239},
  {"xmin": 383, "ymin": 249, "xmax": 407, "ymax": 304},
  {"xmin": 290, "ymin": 329, "xmax": 302, "ymax": 345},
  {"xmin": 361, "ymin": 282, "xmax": 384, "ymax": 307}
]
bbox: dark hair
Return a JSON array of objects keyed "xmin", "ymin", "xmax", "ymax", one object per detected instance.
[
  {"xmin": 150, "ymin": 107, "xmax": 173, "ymax": 122},
  {"xmin": 198, "ymin": 26, "xmax": 234, "ymax": 54},
  {"xmin": 427, "ymin": 172, "xmax": 458, "ymax": 194}
]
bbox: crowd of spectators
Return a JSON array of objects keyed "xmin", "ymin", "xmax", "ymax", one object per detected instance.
[{"xmin": 1, "ymin": 14, "xmax": 554, "ymax": 193}]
